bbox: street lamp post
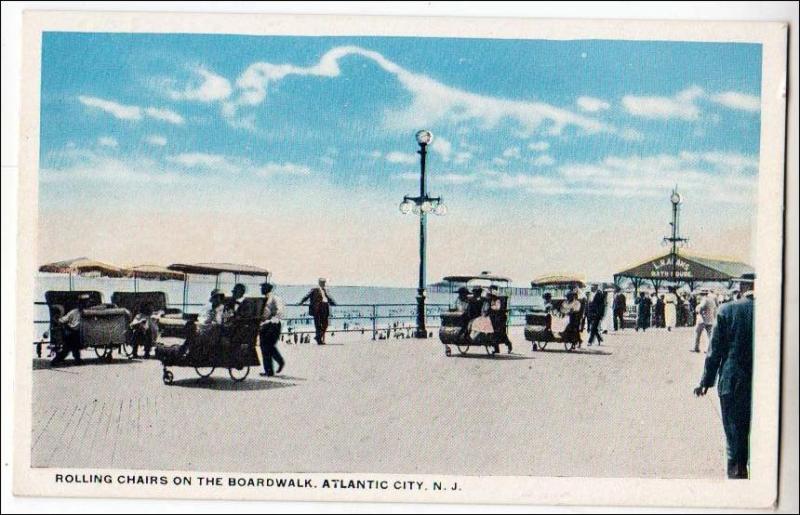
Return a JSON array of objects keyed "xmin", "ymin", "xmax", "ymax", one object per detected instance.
[
  {"xmin": 399, "ymin": 130, "xmax": 447, "ymax": 339},
  {"xmin": 663, "ymin": 187, "xmax": 689, "ymax": 283}
]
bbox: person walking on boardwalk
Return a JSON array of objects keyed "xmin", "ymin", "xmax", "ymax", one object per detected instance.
[
  {"xmin": 612, "ymin": 286, "xmax": 626, "ymax": 331},
  {"xmin": 259, "ymin": 281, "xmax": 285, "ymax": 377},
  {"xmin": 299, "ymin": 277, "xmax": 337, "ymax": 345},
  {"xmin": 129, "ymin": 302, "xmax": 158, "ymax": 358},
  {"xmin": 586, "ymin": 284, "xmax": 605, "ymax": 346},
  {"xmin": 694, "ymin": 273, "xmax": 755, "ymax": 479},
  {"xmin": 663, "ymin": 286, "xmax": 678, "ymax": 331},
  {"xmin": 51, "ymin": 293, "xmax": 91, "ymax": 366},
  {"xmin": 635, "ymin": 291, "xmax": 651, "ymax": 332},
  {"xmin": 692, "ymin": 289, "xmax": 717, "ymax": 353}
]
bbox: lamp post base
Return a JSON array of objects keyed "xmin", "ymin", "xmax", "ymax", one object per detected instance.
[{"xmin": 415, "ymin": 291, "xmax": 428, "ymax": 339}]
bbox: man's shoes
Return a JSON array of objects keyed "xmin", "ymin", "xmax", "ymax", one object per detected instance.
[
  {"xmin": 276, "ymin": 363, "xmax": 284, "ymax": 374},
  {"xmin": 259, "ymin": 372, "xmax": 274, "ymax": 377}
]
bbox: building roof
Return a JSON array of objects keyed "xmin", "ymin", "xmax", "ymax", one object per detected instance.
[{"xmin": 615, "ymin": 251, "xmax": 753, "ymax": 282}]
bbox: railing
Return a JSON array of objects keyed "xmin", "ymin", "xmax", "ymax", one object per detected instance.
[{"xmin": 33, "ymin": 301, "xmax": 537, "ymax": 342}]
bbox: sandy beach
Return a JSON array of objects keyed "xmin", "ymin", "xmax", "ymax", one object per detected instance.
[{"xmin": 30, "ymin": 326, "xmax": 725, "ymax": 478}]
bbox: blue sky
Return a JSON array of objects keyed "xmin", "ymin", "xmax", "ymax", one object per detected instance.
[{"xmin": 38, "ymin": 32, "xmax": 762, "ymax": 286}]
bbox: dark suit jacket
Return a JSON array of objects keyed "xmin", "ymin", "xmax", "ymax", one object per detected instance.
[
  {"xmin": 587, "ymin": 291, "xmax": 605, "ymax": 319},
  {"xmin": 300, "ymin": 287, "xmax": 336, "ymax": 316},
  {"xmin": 700, "ymin": 297, "xmax": 754, "ymax": 397},
  {"xmin": 612, "ymin": 293, "xmax": 626, "ymax": 312}
]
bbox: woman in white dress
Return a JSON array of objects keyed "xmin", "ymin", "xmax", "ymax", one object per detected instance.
[{"xmin": 663, "ymin": 286, "xmax": 678, "ymax": 331}]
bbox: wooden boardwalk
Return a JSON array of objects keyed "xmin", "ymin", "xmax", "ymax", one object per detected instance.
[{"xmin": 30, "ymin": 327, "xmax": 726, "ymax": 477}]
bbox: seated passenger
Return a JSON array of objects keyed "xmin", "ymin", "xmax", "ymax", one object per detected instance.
[
  {"xmin": 469, "ymin": 289, "xmax": 494, "ymax": 344},
  {"xmin": 223, "ymin": 283, "xmax": 247, "ymax": 324},
  {"xmin": 454, "ymin": 287, "xmax": 471, "ymax": 339},
  {"xmin": 560, "ymin": 291, "xmax": 582, "ymax": 349},
  {"xmin": 178, "ymin": 289, "xmax": 225, "ymax": 356}
]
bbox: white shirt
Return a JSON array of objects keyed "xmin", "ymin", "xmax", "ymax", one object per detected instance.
[
  {"xmin": 261, "ymin": 293, "xmax": 285, "ymax": 325},
  {"xmin": 59, "ymin": 308, "xmax": 81, "ymax": 330},
  {"xmin": 696, "ymin": 296, "xmax": 717, "ymax": 325},
  {"xmin": 560, "ymin": 299, "xmax": 581, "ymax": 315},
  {"xmin": 318, "ymin": 287, "xmax": 329, "ymax": 304}
]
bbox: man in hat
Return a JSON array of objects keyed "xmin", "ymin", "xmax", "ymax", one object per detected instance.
[
  {"xmin": 299, "ymin": 278, "xmax": 337, "ymax": 345},
  {"xmin": 487, "ymin": 285, "xmax": 511, "ymax": 353},
  {"xmin": 612, "ymin": 286, "xmax": 627, "ymax": 331},
  {"xmin": 692, "ymin": 288, "xmax": 717, "ymax": 353},
  {"xmin": 51, "ymin": 293, "xmax": 91, "ymax": 366},
  {"xmin": 586, "ymin": 284, "xmax": 605, "ymax": 346},
  {"xmin": 259, "ymin": 281, "xmax": 285, "ymax": 376},
  {"xmin": 694, "ymin": 273, "xmax": 755, "ymax": 479}
]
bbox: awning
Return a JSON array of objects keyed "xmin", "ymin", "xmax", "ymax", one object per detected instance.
[
  {"xmin": 530, "ymin": 274, "xmax": 586, "ymax": 288},
  {"xmin": 168, "ymin": 262, "xmax": 270, "ymax": 277},
  {"xmin": 614, "ymin": 251, "xmax": 753, "ymax": 283},
  {"xmin": 442, "ymin": 272, "xmax": 510, "ymax": 284},
  {"xmin": 39, "ymin": 257, "xmax": 125, "ymax": 278},
  {"xmin": 123, "ymin": 265, "xmax": 185, "ymax": 281}
]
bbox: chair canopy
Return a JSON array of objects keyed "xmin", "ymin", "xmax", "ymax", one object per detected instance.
[{"xmin": 39, "ymin": 257, "xmax": 125, "ymax": 278}]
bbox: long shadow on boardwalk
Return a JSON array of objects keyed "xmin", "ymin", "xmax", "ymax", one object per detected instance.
[
  {"xmin": 168, "ymin": 377, "xmax": 297, "ymax": 391},
  {"xmin": 33, "ymin": 357, "xmax": 144, "ymax": 370},
  {"xmin": 454, "ymin": 353, "xmax": 534, "ymax": 361},
  {"xmin": 533, "ymin": 348, "xmax": 612, "ymax": 356}
]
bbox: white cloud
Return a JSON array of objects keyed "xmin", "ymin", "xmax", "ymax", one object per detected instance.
[
  {"xmin": 256, "ymin": 162, "xmax": 312, "ymax": 177},
  {"xmin": 403, "ymin": 149, "xmax": 757, "ymax": 205},
  {"xmin": 622, "ymin": 86, "xmax": 703, "ymax": 120},
  {"xmin": 78, "ymin": 96, "xmax": 185, "ymax": 125},
  {"xmin": 710, "ymin": 91, "xmax": 760, "ymax": 112},
  {"xmin": 167, "ymin": 152, "xmax": 234, "ymax": 172},
  {"xmin": 502, "ymin": 146, "xmax": 521, "ymax": 159},
  {"xmin": 438, "ymin": 173, "xmax": 478, "ymax": 185},
  {"xmin": 453, "ymin": 151, "xmax": 473, "ymax": 165},
  {"xmin": 79, "ymin": 96, "xmax": 142, "ymax": 120},
  {"xmin": 42, "ymin": 146, "xmax": 316, "ymax": 185},
  {"xmin": 145, "ymin": 135, "xmax": 167, "ymax": 146},
  {"xmin": 620, "ymin": 128, "xmax": 644, "ymax": 141},
  {"xmin": 41, "ymin": 150, "xmax": 180, "ymax": 185},
  {"xmin": 576, "ymin": 96, "xmax": 610, "ymax": 112},
  {"xmin": 430, "ymin": 136, "xmax": 452, "ymax": 161},
  {"xmin": 531, "ymin": 154, "xmax": 555, "ymax": 167},
  {"xmin": 555, "ymin": 151, "xmax": 757, "ymax": 204},
  {"xmin": 385, "ymin": 151, "xmax": 418, "ymax": 165},
  {"xmin": 223, "ymin": 46, "xmax": 612, "ymax": 135},
  {"xmin": 98, "ymin": 136, "xmax": 118, "ymax": 148},
  {"xmin": 492, "ymin": 157, "xmax": 508, "ymax": 166},
  {"xmin": 528, "ymin": 141, "xmax": 550, "ymax": 152},
  {"xmin": 144, "ymin": 107, "xmax": 185, "ymax": 125},
  {"xmin": 169, "ymin": 67, "xmax": 232, "ymax": 102}
]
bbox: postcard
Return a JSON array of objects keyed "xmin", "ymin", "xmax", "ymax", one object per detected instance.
[{"xmin": 12, "ymin": 9, "xmax": 788, "ymax": 508}]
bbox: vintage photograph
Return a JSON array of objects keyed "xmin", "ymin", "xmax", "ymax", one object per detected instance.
[{"xmin": 11, "ymin": 10, "xmax": 789, "ymax": 508}]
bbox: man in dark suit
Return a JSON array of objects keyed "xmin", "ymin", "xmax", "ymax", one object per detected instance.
[
  {"xmin": 612, "ymin": 286, "xmax": 626, "ymax": 331},
  {"xmin": 694, "ymin": 273, "xmax": 755, "ymax": 479},
  {"xmin": 586, "ymin": 284, "xmax": 605, "ymax": 346},
  {"xmin": 299, "ymin": 278, "xmax": 337, "ymax": 345}
]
